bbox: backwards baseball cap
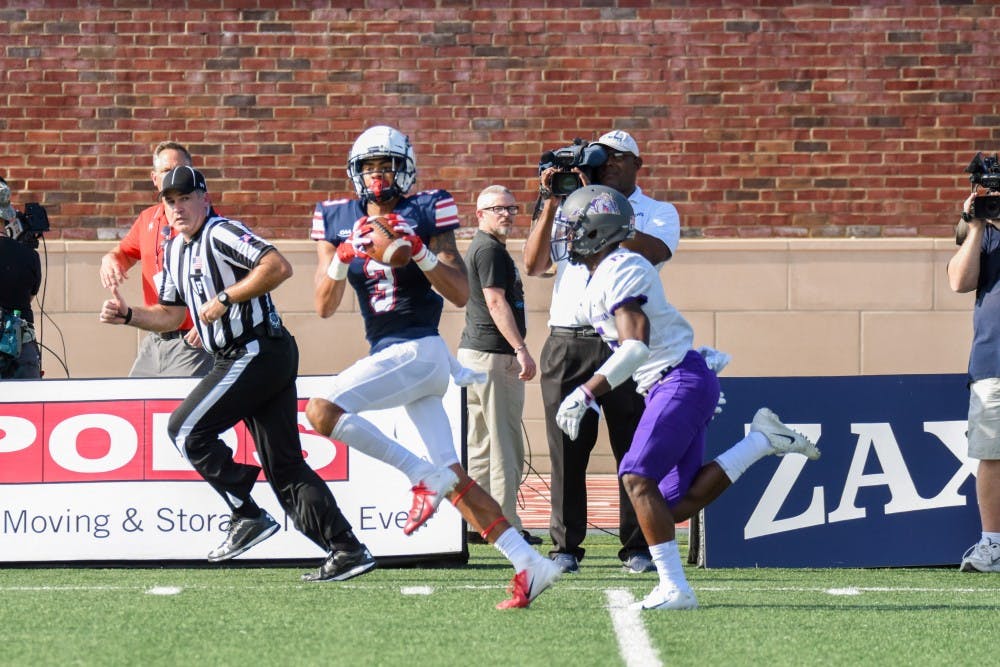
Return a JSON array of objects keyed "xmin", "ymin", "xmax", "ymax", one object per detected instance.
[
  {"xmin": 0, "ymin": 180, "xmax": 17, "ymax": 222},
  {"xmin": 595, "ymin": 130, "xmax": 640, "ymax": 157},
  {"xmin": 159, "ymin": 166, "xmax": 207, "ymax": 198}
]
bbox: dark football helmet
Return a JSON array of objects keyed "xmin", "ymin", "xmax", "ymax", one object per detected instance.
[
  {"xmin": 551, "ymin": 185, "xmax": 635, "ymax": 265},
  {"xmin": 347, "ymin": 125, "xmax": 417, "ymax": 204}
]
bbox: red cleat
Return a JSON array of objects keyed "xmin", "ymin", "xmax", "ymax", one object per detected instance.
[
  {"xmin": 403, "ymin": 467, "xmax": 458, "ymax": 536},
  {"xmin": 496, "ymin": 558, "xmax": 562, "ymax": 610}
]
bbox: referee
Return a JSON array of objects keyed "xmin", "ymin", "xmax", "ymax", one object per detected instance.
[{"xmin": 100, "ymin": 166, "xmax": 375, "ymax": 582}]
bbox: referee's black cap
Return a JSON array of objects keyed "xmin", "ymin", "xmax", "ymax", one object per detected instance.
[{"xmin": 159, "ymin": 166, "xmax": 207, "ymax": 199}]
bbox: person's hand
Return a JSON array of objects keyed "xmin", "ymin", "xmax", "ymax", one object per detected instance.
[
  {"xmin": 99, "ymin": 286, "xmax": 131, "ymax": 325},
  {"xmin": 99, "ymin": 255, "xmax": 127, "ymax": 289},
  {"xmin": 963, "ymin": 192, "xmax": 984, "ymax": 226},
  {"xmin": 389, "ymin": 215, "xmax": 439, "ymax": 272},
  {"xmin": 516, "ymin": 346, "xmax": 536, "ymax": 381},
  {"xmin": 184, "ymin": 328, "xmax": 203, "ymax": 348},
  {"xmin": 198, "ymin": 294, "xmax": 228, "ymax": 325},
  {"xmin": 348, "ymin": 216, "xmax": 375, "ymax": 258},
  {"xmin": 713, "ymin": 391, "xmax": 726, "ymax": 418},
  {"xmin": 697, "ymin": 346, "xmax": 731, "ymax": 374},
  {"xmin": 556, "ymin": 386, "xmax": 599, "ymax": 440}
]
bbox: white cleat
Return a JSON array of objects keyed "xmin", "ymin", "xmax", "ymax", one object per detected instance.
[
  {"xmin": 497, "ymin": 556, "xmax": 562, "ymax": 609},
  {"xmin": 959, "ymin": 540, "xmax": 1000, "ymax": 573},
  {"xmin": 403, "ymin": 467, "xmax": 459, "ymax": 536},
  {"xmin": 630, "ymin": 584, "xmax": 698, "ymax": 611},
  {"xmin": 751, "ymin": 407, "xmax": 820, "ymax": 460}
]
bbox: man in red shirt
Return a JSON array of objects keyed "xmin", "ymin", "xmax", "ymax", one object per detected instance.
[{"xmin": 99, "ymin": 142, "xmax": 213, "ymax": 377}]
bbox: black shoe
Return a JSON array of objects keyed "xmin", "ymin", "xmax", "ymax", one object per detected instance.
[
  {"xmin": 521, "ymin": 530, "xmax": 543, "ymax": 546},
  {"xmin": 302, "ymin": 546, "xmax": 377, "ymax": 582},
  {"xmin": 207, "ymin": 511, "xmax": 279, "ymax": 562}
]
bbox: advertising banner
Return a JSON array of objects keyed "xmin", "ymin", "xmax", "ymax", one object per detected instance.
[
  {"xmin": 0, "ymin": 377, "xmax": 465, "ymax": 564},
  {"xmin": 703, "ymin": 374, "xmax": 979, "ymax": 568}
]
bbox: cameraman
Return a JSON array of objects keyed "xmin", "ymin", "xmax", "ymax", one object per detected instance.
[
  {"xmin": 523, "ymin": 130, "xmax": 680, "ymax": 575},
  {"xmin": 0, "ymin": 177, "xmax": 42, "ymax": 379},
  {"xmin": 948, "ymin": 190, "xmax": 1000, "ymax": 573}
]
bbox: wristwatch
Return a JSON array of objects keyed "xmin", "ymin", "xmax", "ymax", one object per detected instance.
[{"xmin": 217, "ymin": 291, "xmax": 232, "ymax": 309}]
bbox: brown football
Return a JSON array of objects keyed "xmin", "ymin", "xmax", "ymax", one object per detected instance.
[{"xmin": 365, "ymin": 216, "xmax": 413, "ymax": 268}]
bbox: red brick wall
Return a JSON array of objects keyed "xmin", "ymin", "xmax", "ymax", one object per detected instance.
[{"xmin": 0, "ymin": 2, "xmax": 997, "ymax": 240}]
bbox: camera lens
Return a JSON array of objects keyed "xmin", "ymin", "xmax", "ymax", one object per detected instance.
[
  {"xmin": 552, "ymin": 171, "xmax": 582, "ymax": 196},
  {"xmin": 974, "ymin": 195, "xmax": 1000, "ymax": 220}
]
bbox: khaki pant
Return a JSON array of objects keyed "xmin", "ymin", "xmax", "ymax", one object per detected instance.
[{"xmin": 457, "ymin": 348, "xmax": 526, "ymax": 531}]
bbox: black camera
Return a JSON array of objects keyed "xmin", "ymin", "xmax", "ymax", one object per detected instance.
[
  {"xmin": 965, "ymin": 152, "xmax": 1000, "ymax": 219},
  {"xmin": 539, "ymin": 139, "xmax": 608, "ymax": 196},
  {"xmin": 8, "ymin": 202, "xmax": 50, "ymax": 248}
]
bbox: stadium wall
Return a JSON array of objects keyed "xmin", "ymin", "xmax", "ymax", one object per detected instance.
[{"xmin": 1, "ymin": 2, "xmax": 998, "ymax": 241}]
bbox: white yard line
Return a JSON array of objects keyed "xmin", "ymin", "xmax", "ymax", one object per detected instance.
[{"xmin": 605, "ymin": 589, "xmax": 662, "ymax": 667}]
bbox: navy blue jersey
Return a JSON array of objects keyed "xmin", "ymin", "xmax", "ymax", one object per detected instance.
[{"xmin": 310, "ymin": 190, "xmax": 460, "ymax": 352}]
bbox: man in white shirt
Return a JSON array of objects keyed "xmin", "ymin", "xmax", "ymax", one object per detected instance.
[{"xmin": 523, "ymin": 130, "xmax": 679, "ymax": 574}]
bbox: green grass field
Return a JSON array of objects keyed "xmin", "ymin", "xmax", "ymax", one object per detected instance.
[{"xmin": 2, "ymin": 533, "xmax": 998, "ymax": 667}]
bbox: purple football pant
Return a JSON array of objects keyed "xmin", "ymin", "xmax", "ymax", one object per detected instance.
[{"xmin": 618, "ymin": 350, "xmax": 721, "ymax": 507}]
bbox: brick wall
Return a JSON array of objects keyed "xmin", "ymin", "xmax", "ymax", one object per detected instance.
[{"xmin": 0, "ymin": 2, "xmax": 998, "ymax": 240}]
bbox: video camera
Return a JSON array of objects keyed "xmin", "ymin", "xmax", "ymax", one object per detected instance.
[
  {"xmin": 538, "ymin": 139, "xmax": 608, "ymax": 197},
  {"xmin": 965, "ymin": 152, "xmax": 1000, "ymax": 220},
  {"xmin": 6, "ymin": 202, "xmax": 50, "ymax": 248}
]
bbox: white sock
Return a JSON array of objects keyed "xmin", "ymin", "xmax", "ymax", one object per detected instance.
[
  {"xmin": 332, "ymin": 413, "xmax": 433, "ymax": 483},
  {"xmin": 493, "ymin": 527, "xmax": 536, "ymax": 572},
  {"xmin": 649, "ymin": 540, "xmax": 691, "ymax": 592},
  {"xmin": 714, "ymin": 431, "xmax": 771, "ymax": 482},
  {"xmin": 983, "ymin": 531, "xmax": 1000, "ymax": 545}
]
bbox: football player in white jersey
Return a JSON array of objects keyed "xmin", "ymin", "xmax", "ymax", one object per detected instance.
[{"xmin": 552, "ymin": 185, "xmax": 821, "ymax": 610}]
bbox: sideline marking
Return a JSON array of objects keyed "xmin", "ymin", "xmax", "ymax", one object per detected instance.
[
  {"xmin": 146, "ymin": 586, "xmax": 182, "ymax": 596},
  {"xmin": 605, "ymin": 589, "xmax": 661, "ymax": 667},
  {"xmin": 401, "ymin": 586, "xmax": 433, "ymax": 595}
]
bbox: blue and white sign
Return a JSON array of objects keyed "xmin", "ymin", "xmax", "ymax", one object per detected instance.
[{"xmin": 703, "ymin": 374, "xmax": 979, "ymax": 568}]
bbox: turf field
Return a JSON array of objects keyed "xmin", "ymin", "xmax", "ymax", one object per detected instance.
[{"xmin": 2, "ymin": 533, "xmax": 998, "ymax": 666}]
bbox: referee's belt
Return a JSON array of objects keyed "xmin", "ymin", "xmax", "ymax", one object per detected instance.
[
  {"xmin": 157, "ymin": 329, "xmax": 191, "ymax": 341},
  {"xmin": 549, "ymin": 325, "xmax": 599, "ymax": 338}
]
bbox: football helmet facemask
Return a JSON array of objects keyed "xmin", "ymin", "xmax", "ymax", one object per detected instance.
[
  {"xmin": 551, "ymin": 185, "xmax": 635, "ymax": 265},
  {"xmin": 347, "ymin": 125, "xmax": 417, "ymax": 204}
]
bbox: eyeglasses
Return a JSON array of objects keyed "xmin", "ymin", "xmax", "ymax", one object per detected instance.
[
  {"xmin": 480, "ymin": 205, "xmax": 519, "ymax": 216},
  {"xmin": 606, "ymin": 151, "xmax": 633, "ymax": 163}
]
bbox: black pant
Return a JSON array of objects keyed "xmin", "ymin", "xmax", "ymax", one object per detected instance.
[
  {"xmin": 540, "ymin": 330, "xmax": 647, "ymax": 562},
  {"xmin": 167, "ymin": 331, "xmax": 352, "ymax": 552}
]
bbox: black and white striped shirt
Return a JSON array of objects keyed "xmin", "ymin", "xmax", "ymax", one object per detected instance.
[{"xmin": 159, "ymin": 215, "xmax": 277, "ymax": 353}]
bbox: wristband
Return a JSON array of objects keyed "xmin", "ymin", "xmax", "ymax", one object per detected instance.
[
  {"xmin": 123, "ymin": 307, "xmax": 133, "ymax": 325},
  {"xmin": 326, "ymin": 255, "xmax": 349, "ymax": 281},
  {"xmin": 413, "ymin": 246, "xmax": 439, "ymax": 272},
  {"xmin": 515, "ymin": 344, "xmax": 527, "ymax": 353},
  {"xmin": 962, "ymin": 211, "xmax": 973, "ymax": 223}
]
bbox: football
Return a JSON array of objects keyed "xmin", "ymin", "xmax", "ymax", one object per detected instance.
[{"xmin": 365, "ymin": 216, "xmax": 413, "ymax": 268}]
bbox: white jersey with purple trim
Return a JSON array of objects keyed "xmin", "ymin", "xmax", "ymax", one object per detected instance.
[
  {"xmin": 581, "ymin": 248, "xmax": 693, "ymax": 394},
  {"xmin": 548, "ymin": 185, "xmax": 680, "ymax": 327}
]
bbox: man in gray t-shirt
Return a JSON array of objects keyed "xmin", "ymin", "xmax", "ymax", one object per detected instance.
[{"xmin": 458, "ymin": 185, "xmax": 539, "ymax": 544}]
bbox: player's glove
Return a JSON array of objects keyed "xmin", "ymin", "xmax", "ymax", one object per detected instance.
[
  {"xmin": 391, "ymin": 215, "xmax": 438, "ymax": 272},
  {"xmin": 697, "ymin": 345, "xmax": 731, "ymax": 374},
  {"xmin": 556, "ymin": 386, "xmax": 600, "ymax": 441},
  {"xmin": 327, "ymin": 217, "xmax": 374, "ymax": 281},
  {"xmin": 714, "ymin": 391, "xmax": 726, "ymax": 418}
]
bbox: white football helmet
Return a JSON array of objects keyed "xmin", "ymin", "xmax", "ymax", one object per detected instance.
[
  {"xmin": 552, "ymin": 185, "xmax": 635, "ymax": 265},
  {"xmin": 347, "ymin": 125, "xmax": 417, "ymax": 203}
]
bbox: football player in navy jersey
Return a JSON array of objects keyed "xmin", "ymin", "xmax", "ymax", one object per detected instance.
[{"xmin": 305, "ymin": 126, "xmax": 561, "ymax": 607}]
